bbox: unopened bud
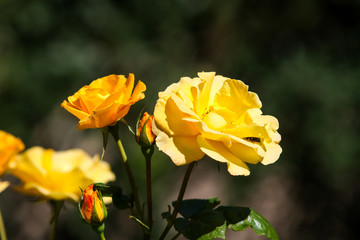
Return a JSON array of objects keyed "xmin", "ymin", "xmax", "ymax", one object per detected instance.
[
  {"xmin": 79, "ymin": 184, "xmax": 107, "ymax": 226},
  {"xmin": 136, "ymin": 112, "xmax": 155, "ymax": 147}
]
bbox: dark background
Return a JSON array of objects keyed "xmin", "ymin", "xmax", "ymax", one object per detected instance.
[{"xmin": 0, "ymin": 0, "xmax": 359, "ymax": 239}]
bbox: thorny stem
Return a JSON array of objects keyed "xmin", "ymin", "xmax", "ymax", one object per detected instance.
[{"xmin": 159, "ymin": 162, "xmax": 196, "ymax": 240}]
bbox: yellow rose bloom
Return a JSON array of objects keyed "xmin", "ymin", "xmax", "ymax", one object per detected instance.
[
  {"xmin": 152, "ymin": 72, "xmax": 282, "ymax": 176},
  {"xmin": 0, "ymin": 130, "xmax": 25, "ymax": 176},
  {"xmin": 61, "ymin": 74, "xmax": 146, "ymax": 130},
  {"xmin": 9, "ymin": 146, "xmax": 115, "ymax": 202}
]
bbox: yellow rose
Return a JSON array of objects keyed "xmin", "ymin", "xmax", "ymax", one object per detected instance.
[
  {"xmin": 152, "ymin": 72, "xmax": 282, "ymax": 176},
  {"xmin": 61, "ymin": 74, "xmax": 146, "ymax": 130},
  {"xmin": 9, "ymin": 146, "xmax": 115, "ymax": 202},
  {"xmin": 0, "ymin": 130, "xmax": 25, "ymax": 176}
]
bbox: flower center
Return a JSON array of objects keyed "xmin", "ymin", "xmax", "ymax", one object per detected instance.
[{"xmin": 203, "ymin": 111, "xmax": 227, "ymax": 130}]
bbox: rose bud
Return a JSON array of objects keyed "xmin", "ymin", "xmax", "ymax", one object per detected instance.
[
  {"xmin": 79, "ymin": 184, "xmax": 107, "ymax": 226},
  {"xmin": 136, "ymin": 112, "xmax": 155, "ymax": 148}
]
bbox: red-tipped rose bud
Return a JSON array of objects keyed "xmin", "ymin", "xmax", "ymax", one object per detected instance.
[
  {"xmin": 79, "ymin": 184, "xmax": 107, "ymax": 226},
  {"xmin": 136, "ymin": 112, "xmax": 155, "ymax": 147}
]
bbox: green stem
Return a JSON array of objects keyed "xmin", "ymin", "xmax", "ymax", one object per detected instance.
[
  {"xmin": 98, "ymin": 232, "xmax": 106, "ymax": 240},
  {"xmin": 100, "ymin": 127, "xmax": 109, "ymax": 161},
  {"xmin": 109, "ymin": 126, "xmax": 142, "ymax": 219},
  {"xmin": 0, "ymin": 208, "xmax": 7, "ymax": 240},
  {"xmin": 146, "ymin": 157, "xmax": 153, "ymax": 229},
  {"xmin": 159, "ymin": 162, "xmax": 196, "ymax": 240},
  {"xmin": 49, "ymin": 200, "xmax": 64, "ymax": 240},
  {"xmin": 143, "ymin": 146, "xmax": 154, "ymax": 235}
]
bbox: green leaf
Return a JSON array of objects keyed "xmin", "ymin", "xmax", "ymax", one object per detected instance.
[
  {"xmin": 174, "ymin": 218, "xmax": 211, "ymax": 240},
  {"xmin": 197, "ymin": 222, "xmax": 227, "ymax": 240},
  {"xmin": 92, "ymin": 183, "xmax": 119, "ymax": 197},
  {"xmin": 215, "ymin": 206, "xmax": 250, "ymax": 227},
  {"xmin": 112, "ymin": 190, "xmax": 133, "ymax": 210},
  {"xmin": 222, "ymin": 207, "xmax": 279, "ymax": 240},
  {"xmin": 174, "ymin": 210, "xmax": 226, "ymax": 240},
  {"xmin": 171, "ymin": 199, "xmax": 278, "ymax": 240},
  {"xmin": 129, "ymin": 215, "xmax": 150, "ymax": 232},
  {"xmin": 192, "ymin": 210, "xmax": 226, "ymax": 227},
  {"xmin": 173, "ymin": 198, "xmax": 220, "ymax": 218},
  {"xmin": 161, "ymin": 211, "xmax": 171, "ymax": 220}
]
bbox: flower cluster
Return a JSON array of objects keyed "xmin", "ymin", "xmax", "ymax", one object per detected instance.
[{"xmin": 1, "ymin": 71, "xmax": 282, "ymax": 240}]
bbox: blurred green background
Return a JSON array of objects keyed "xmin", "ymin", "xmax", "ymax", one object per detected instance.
[{"xmin": 1, "ymin": 0, "xmax": 359, "ymax": 239}]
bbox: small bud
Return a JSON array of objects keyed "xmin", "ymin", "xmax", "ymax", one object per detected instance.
[
  {"xmin": 136, "ymin": 112, "xmax": 155, "ymax": 147},
  {"xmin": 79, "ymin": 184, "xmax": 107, "ymax": 226}
]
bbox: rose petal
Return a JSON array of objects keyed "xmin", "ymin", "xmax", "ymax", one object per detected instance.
[
  {"xmin": 153, "ymin": 96, "xmax": 199, "ymax": 137},
  {"xmin": 61, "ymin": 100, "xmax": 90, "ymax": 120},
  {"xmin": 196, "ymin": 72, "xmax": 227, "ymax": 116},
  {"xmin": 228, "ymin": 142, "xmax": 262, "ymax": 164},
  {"xmin": 155, "ymin": 132, "xmax": 204, "ymax": 165},
  {"xmin": 261, "ymin": 141, "xmax": 282, "ymax": 165},
  {"xmin": 197, "ymin": 136, "xmax": 250, "ymax": 176},
  {"xmin": 129, "ymin": 80, "xmax": 146, "ymax": 103},
  {"xmin": 214, "ymin": 79, "xmax": 262, "ymax": 118}
]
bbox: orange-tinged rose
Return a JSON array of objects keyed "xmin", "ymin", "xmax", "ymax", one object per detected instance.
[
  {"xmin": 136, "ymin": 112, "xmax": 155, "ymax": 147},
  {"xmin": 0, "ymin": 130, "xmax": 24, "ymax": 176},
  {"xmin": 80, "ymin": 184, "xmax": 106, "ymax": 225},
  {"xmin": 152, "ymin": 72, "xmax": 282, "ymax": 176},
  {"xmin": 9, "ymin": 147, "xmax": 115, "ymax": 201},
  {"xmin": 61, "ymin": 74, "xmax": 146, "ymax": 130}
]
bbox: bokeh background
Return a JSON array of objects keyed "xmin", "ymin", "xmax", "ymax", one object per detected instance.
[{"xmin": 1, "ymin": 0, "xmax": 359, "ymax": 239}]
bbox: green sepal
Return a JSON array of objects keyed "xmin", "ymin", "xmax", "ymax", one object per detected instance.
[
  {"xmin": 91, "ymin": 222, "xmax": 105, "ymax": 235},
  {"xmin": 141, "ymin": 145, "xmax": 154, "ymax": 160},
  {"xmin": 120, "ymin": 118, "xmax": 135, "ymax": 135},
  {"xmin": 90, "ymin": 189, "xmax": 107, "ymax": 226},
  {"xmin": 92, "ymin": 183, "xmax": 120, "ymax": 197},
  {"xmin": 139, "ymin": 117, "xmax": 151, "ymax": 147}
]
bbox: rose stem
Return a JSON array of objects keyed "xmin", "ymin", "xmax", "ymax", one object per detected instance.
[
  {"xmin": 49, "ymin": 200, "xmax": 64, "ymax": 240},
  {"xmin": 159, "ymin": 161, "xmax": 196, "ymax": 240},
  {"xmin": 98, "ymin": 232, "xmax": 106, "ymax": 240},
  {"xmin": 144, "ymin": 147, "xmax": 154, "ymax": 230},
  {"xmin": 109, "ymin": 125, "xmax": 142, "ymax": 219},
  {"xmin": 0, "ymin": 208, "xmax": 7, "ymax": 240}
]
